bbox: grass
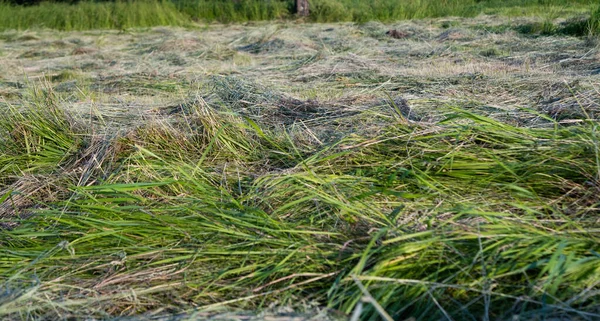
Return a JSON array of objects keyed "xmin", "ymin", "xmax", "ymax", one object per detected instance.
[
  {"xmin": 173, "ymin": 0, "xmax": 291, "ymax": 23},
  {"xmin": 1, "ymin": 84, "xmax": 599, "ymax": 319},
  {"xmin": 0, "ymin": 0, "xmax": 598, "ymax": 30},
  {"xmin": 307, "ymin": 0, "xmax": 593, "ymax": 23},
  {"xmin": 0, "ymin": 85, "xmax": 82, "ymax": 184},
  {"xmin": 511, "ymin": 4, "xmax": 600, "ymax": 37},
  {"xmin": 0, "ymin": 0, "xmax": 189, "ymax": 31},
  {"xmin": 1, "ymin": 14, "xmax": 599, "ymax": 321},
  {"xmin": 588, "ymin": 5, "xmax": 600, "ymax": 36}
]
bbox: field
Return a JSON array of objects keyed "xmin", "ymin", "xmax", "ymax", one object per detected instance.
[
  {"xmin": 0, "ymin": 0, "xmax": 599, "ymax": 30},
  {"xmin": 1, "ymin": 7, "xmax": 600, "ymax": 321}
]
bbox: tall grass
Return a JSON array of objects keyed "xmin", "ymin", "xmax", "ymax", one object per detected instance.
[
  {"xmin": 308, "ymin": 0, "xmax": 597, "ymax": 22},
  {"xmin": 0, "ymin": 0, "xmax": 597, "ymax": 30},
  {"xmin": 173, "ymin": 0, "xmax": 290, "ymax": 22},
  {"xmin": 588, "ymin": 5, "xmax": 600, "ymax": 35},
  {"xmin": 1, "ymin": 84, "xmax": 598, "ymax": 319},
  {"xmin": 0, "ymin": 0, "xmax": 189, "ymax": 30},
  {"xmin": 310, "ymin": 0, "xmax": 478, "ymax": 22}
]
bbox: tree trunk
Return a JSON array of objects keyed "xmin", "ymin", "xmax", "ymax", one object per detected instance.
[{"xmin": 296, "ymin": 0, "xmax": 309, "ymax": 17}]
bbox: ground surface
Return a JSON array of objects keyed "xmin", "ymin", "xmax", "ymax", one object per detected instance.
[
  {"xmin": 1, "ymin": 16, "xmax": 598, "ymax": 124},
  {"xmin": 1, "ymin": 16, "xmax": 599, "ymax": 321}
]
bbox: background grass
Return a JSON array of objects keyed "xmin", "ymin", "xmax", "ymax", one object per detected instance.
[
  {"xmin": 0, "ymin": 0, "xmax": 190, "ymax": 30},
  {"xmin": 0, "ymin": 0, "xmax": 598, "ymax": 30}
]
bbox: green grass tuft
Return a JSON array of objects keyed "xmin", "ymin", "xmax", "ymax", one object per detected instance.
[
  {"xmin": 588, "ymin": 5, "xmax": 600, "ymax": 35},
  {"xmin": 0, "ymin": 84, "xmax": 82, "ymax": 184}
]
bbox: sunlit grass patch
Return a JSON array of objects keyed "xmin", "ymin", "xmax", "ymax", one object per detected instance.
[{"xmin": 1, "ymin": 86, "xmax": 598, "ymax": 319}]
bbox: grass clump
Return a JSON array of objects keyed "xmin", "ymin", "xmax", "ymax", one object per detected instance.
[
  {"xmin": 588, "ymin": 5, "xmax": 600, "ymax": 35},
  {"xmin": 0, "ymin": 86, "xmax": 81, "ymax": 184},
  {"xmin": 516, "ymin": 5, "xmax": 600, "ymax": 37}
]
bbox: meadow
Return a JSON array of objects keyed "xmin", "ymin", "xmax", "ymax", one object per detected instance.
[
  {"xmin": 0, "ymin": 0, "xmax": 598, "ymax": 30},
  {"xmin": 0, "ymin": 1, "xmax": 600, "ymax": 321}
]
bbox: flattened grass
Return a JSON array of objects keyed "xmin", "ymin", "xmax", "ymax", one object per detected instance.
[{"xmin": 1, "ymin": 84, "xmax": 598, "ymax": 319}]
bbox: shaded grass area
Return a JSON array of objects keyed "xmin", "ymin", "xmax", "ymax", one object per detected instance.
[
  {"xmin": 0, "ymin": 0, "xmax": 598, "ymax": 30},
  {"xmin": 1, "ymin": 80, "xmax": 599, "ymax": 320}
]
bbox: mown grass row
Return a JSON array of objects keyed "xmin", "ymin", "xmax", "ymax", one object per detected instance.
[
  {"xmin": 0, "ymin": 83, "xmax": 598, "ymax": 320},
  {"xmin": 0, "ymin": 0, "xmax": 599, "ymax": 30}
]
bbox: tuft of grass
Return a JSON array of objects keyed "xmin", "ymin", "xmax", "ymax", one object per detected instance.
[
  {"xmin": 559, "ymin": 4, "xmax": 600, "ymax": 36},
  {"xmin": 520, "ymin": 5, "xmax": 600, "ymax": 37},
  {"xmin": 0, "ymin": 84, "xmax": 82, "ymax": 184},
  {"xmin": 588, "ymin": 5, "xmax": 600, "ymax": 36},
  {"xmin": 173, "ymin": 0, "xmax": 290, "ymax": 22}
]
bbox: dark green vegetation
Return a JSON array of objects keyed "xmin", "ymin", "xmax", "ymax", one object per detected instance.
[
  {"xmin": 0, "ymin": 0, "xmax": 599, "ymax": 30},
  {"xmin": 1, "ymin": 15, "xmax": 599, "ymax": 321}
]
